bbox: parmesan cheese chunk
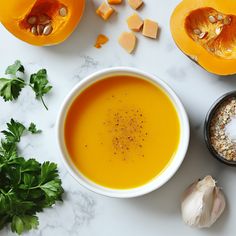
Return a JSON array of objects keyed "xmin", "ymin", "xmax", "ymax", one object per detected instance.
[
  {"xmin": 142, "ymin": 19, "xmax": 158, "ymax": 39},
  {"xmin": 128, "ymin": 0, "xmax": 143, "ymax": 10},
  {"xmin": 126, "ymin": 13, "xmax": 143, "ymax": 32},
  {"xmin": 96, "ymin": 2, "xmax": 114, "ymax": 21},
  {"xmin": 118, "ymin": 32, "xmax": 137, "ymax": 54}
]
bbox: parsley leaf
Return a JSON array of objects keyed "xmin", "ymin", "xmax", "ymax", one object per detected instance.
[
  {"xmin": 0, "ymin": 61, "xmax": 26, "ymax": 102},
  {"xmin": 11, "ymin": 215, "xmax": 39, "ymax": 235},
  {"xmin": 40, "ymin": 179, "xmax": 63, "ymax": 202},
  {"xmin": 0, "ymin": 61, "xmax": 52, "ymax": 109},
  {"xmin": 40, "ymin": 162, "xmax": 58, "ymax": 183},
  {"xmin": 0, "ymin": 119, "xmax": 64, "ymax": 235},
  {"xmin": 30, "ymin": 69, "xmax": 52, "ymax": 110},
  {"xmin": 0, "ymin": 77, "xmax": 25, "ymax": 101},
  {"xmin": 1, "ymin": 119, "xmax": 26, "ymax": 143},
  {"xmin": 5, "ymin": 60, "xmax": 25, "ymax": 75},
  {"xmin": 28, "ymin": 123, "xmax": 41, "ymax": 134}
]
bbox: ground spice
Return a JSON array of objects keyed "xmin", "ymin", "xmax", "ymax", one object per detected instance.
[
  {"xmin": 210, "ymin": 97, "xmax": 236, "ymax": 161},
  {"xmin": 104, "ymin": 95, "xmax": 146, "ymax": 159}
]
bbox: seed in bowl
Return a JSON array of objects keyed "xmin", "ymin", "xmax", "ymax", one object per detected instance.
[{"xmin": 210, "ymin": 97, "xmax": 236, "ymax": 161}]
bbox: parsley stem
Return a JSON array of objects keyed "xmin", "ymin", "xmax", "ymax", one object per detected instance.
[
  {"xmin": 0, "ymin": 189, "xmax": 6, "ymax": 194},
  {"xmin": 28, "ymin": 186, "xmax": 40, "ymax": 190},
  {"xmin": 8, "ymin": 188, "xmax": 13, "ymax": 194},
  {"xmin": 28, "ymin": 84, "xmax": 49, "ymax": 110},
  {"xmin": 0, "ymin": 188, "xmax": 13, "ymax": 195},
  {"xmin": 13, "ymin": 77, "xmax": 26, "ymax": 85},
  {"xmin": 40, "ymin": 96, "xmax": 48, "ymax": 110},
  {"xmin": 0, "ymin": 64, "xmax": 52, "ymax": 110}
]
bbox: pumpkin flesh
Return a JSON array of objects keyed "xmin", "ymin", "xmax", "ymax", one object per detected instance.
[
  {"xmin": 0, "ymin": 0, "xmax": 85, "ymax": 46},
  {"xmin": 170, "ymin": 0, "xmax": 236, "ymax": 75}
]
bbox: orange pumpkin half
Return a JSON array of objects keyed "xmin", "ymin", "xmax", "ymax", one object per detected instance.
[
  {"xmin": 0, "ymin": 0, "xmax": 85, "ymax": 46},
  {"xmin": 170, "ymin": 0, "xmax": 236, "ymax": 75}
]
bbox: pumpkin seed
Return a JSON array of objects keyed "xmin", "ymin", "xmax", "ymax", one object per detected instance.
[
  {"xmin": 43, "ymin": 24, "xmax": 53, "ymax": 35},
  {"xmin": 217, "ymin": 14, "xmax": 223, "ymax": 21},
  {"xmin": 208, "ymin": 15, "xmax": 216, "ymax": 23},
  {"xmin": 31, "ymin": 26, "xmax": 38, "ymax": 35},
  {"xmin": 28, "ymin": 16, "xmax": 37, "ymax": 25},
  {"xmin": 59, "ymin": 7, "xmax": 68, "ymax": 17},
  {"xmin": 193, "ymin": 29, "xmax": 201, "ymax": 35},
  {"xmin": 37, "ymin": 24, "xmax": 44, "ymax": 35},
  {"xmin": 199, "ymin": 32, "xmax": 207, "ymax": 39}
]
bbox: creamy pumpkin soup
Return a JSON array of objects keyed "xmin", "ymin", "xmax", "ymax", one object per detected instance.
[{"xmin": 64, "ymin": 75, "xmax": 180, "ymax": 189}]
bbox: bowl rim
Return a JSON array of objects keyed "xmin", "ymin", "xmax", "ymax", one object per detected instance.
[
  {"xmin": 56, "ymin": 67, "xmax": 190, "ymax": 198},
  {"xmin": 204, "ymin": 90, "xmax": 236, "ymax": 167}
]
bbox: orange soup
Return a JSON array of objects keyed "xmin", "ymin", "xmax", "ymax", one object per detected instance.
[{"xmin": 64, "ymin": 75, "xmax": 180, "ymax": 189}]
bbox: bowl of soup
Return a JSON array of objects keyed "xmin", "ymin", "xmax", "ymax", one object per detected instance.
[{"xmin": 57, "ymin": 67, "xmax": 189, "ymax": 198}]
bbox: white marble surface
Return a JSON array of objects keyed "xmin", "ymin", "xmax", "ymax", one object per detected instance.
[{"xmin": 1, "ymin": 0, "xmax": 236, "ymax": 235}]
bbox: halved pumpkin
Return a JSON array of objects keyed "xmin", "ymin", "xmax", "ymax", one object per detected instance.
[
  {"xmin": 0, "ymin": 0, "xmax": 85, "ymax": 46},
  {"xmin": 170, "ymin": 0, "xmax": 236, "ymax": 75}
]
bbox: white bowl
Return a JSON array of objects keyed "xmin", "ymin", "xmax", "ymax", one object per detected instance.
[{"xmin": 57, "ymin": 67, "xmax": 190, "ymax": 198}]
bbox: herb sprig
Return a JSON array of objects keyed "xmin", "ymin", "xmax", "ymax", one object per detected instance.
[
  {"xmin": 0, "ymin": 119, "xmax": 63, "ymax": 235},
  {"xmin": 0, "ymin": 60, "xmax": 52, "ymax": 110}
]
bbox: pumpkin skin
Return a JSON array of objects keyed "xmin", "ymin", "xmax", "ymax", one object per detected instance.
[
  {"xmin": 0, "ymin": 0, "xmax": 85, "ymax": 46},
  {"xmin": 170, "ymin": 0, "xmax": 236, "ymax": 75}
]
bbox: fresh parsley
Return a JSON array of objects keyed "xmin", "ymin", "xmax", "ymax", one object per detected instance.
[
  {"xmin": 0, "ymin": 119, "xmax": 63, "ymax": 235},
  {"xmin": 28, "ymin": 123, "xmax": 42, "ymax": 134},
  {"xmin": 30, "ymin": 69, "xmax": 52, "ymax": 110},
  {"xmin": 1, "ymin": 119, "xmax": 26, "ymax": 143},
  {"xmin": 5, "ymin": 60, "xmax": 25, "ymax": 75},
  {"xmin": 0, "ymin": 60, "xmax": 52, "ymax": 110}
]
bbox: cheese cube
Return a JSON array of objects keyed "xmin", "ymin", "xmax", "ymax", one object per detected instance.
[
  {"xmin": 142, "ymin": 19, "xmax": 158, "ymax": 39},
  {"xmin": 96, "ymin": 2, "xmax": 114, "ymax": 21},
  {"xmin": 128, "ymin": 0, "xmax": 143, "ymax": 10},
  {"xmin": 126, "ymin": 13, "xmax": 143, "ymax": 32},
  {"xmin": 118, "ymin": 32, "xmax": 137, "ymax": 54}
]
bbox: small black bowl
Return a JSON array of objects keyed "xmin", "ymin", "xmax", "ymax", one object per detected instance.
[{"xmin": 204, "ymin": 91, "xmax": 236, "ymax": 167}]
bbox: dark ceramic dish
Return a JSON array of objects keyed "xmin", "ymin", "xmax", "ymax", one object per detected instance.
[{"xmin": 204, "ymin": 91, "xmax": 236, "ymax": 167}]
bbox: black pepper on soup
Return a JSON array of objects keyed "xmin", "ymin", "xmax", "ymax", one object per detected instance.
[{"xmin": 209, "ymin": 97, "xmax": 236, "ymax": 161}]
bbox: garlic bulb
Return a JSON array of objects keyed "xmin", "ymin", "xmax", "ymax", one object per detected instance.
[{"xmin": 181, "ymin": 175, "xmax": 226, "ymax": 228}]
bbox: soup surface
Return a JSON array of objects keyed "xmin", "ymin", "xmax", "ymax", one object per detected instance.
[{"xmin": 64, "ymin": 75, "xmax": 180, "ymax": 189}]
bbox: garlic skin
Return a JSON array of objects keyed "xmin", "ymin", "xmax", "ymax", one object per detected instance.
[{"xmin": 181, "ymin": 175, "xmax": 226, "ymax": 228}]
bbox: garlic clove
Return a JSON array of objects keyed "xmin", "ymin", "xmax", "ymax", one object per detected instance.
[
  {"xmin": 182, "ymin": 185, "xmax": 208, "ymax": 227},
  {"xmin": 210, "ymin": 187, "xmax": 226, "ymax": 225},
  {"xmin": 181, "ymin": 175, "xmax": 226, "ymax": 228}
]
